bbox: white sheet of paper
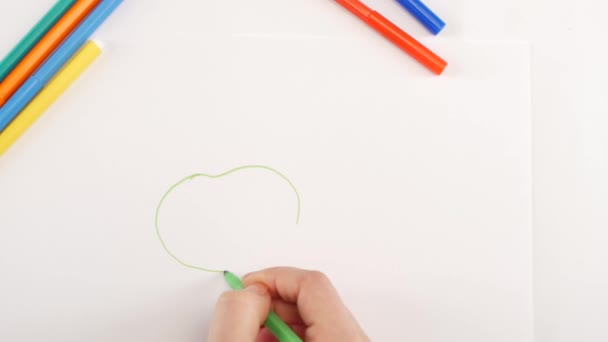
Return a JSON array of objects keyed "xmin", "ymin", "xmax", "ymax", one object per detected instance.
[{"xmin": 0, "ymin": 1, "xmax": 533, "ymax": 341}]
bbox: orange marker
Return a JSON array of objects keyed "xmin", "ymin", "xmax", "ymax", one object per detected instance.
[
  {"xmin": 335, "ymin": 0, "xmax": 447, "ymax": 75},
  {"xmin": 0, "ymin": 0, "xmax": 100, "ymax": 106}
]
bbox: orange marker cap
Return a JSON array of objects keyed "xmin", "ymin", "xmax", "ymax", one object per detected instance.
[
  {"xmin": 368, "ymin": 11, "xmax": 447, "ymax": 75},
  {"xmin": 0, "ymin": 0, "xmax": 101, "ymax": 106},
  {"xmin": 335, "ymin": 0, "xmax": 447, "ymax": 75}
]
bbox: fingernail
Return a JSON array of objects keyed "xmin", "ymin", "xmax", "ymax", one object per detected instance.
[{"xmin": 245, "ymin": 284, "xmax": 267, "ymax": 296}]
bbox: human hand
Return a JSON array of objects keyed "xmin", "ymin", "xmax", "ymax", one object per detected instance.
[{"xmin": 208, "ymin": 267, "xmax": 369, "ymax": 342}]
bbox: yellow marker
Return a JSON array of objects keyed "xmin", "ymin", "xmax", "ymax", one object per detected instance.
[{"xmin": 0, "ymin": 40, "xmax": 102, "ymax": 157}]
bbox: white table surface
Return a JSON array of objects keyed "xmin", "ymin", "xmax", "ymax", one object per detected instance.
[{"xmin": 0, "ymin": 1, "xmax": 606, "ymax": 341}]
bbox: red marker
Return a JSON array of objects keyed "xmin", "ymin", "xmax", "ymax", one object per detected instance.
[{"xmin": 335, "ymin": 0, "xmax": 447, "ymax": 75}]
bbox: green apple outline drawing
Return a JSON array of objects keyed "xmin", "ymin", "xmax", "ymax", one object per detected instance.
[{"xmin": 155, "ymin": 165, "xmax": 301, "ymax": 273}]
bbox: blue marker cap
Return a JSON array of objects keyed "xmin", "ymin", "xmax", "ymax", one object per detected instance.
[{"xmin": 396, "ymin": 0, "xmax": 446, "ymax": 35}]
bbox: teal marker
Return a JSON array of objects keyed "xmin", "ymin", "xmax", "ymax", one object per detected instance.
[
  {"xmin": 224, "ymin": 271, "xmax": 303, "ymax": 342},
  {"xmin": 0, "ymin": 0, "xmax": 77, "ymax": 82}
]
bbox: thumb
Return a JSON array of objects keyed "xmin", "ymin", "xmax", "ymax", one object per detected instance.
[{"xmin": 208, "ymin": 284, "xmax": 271, "ymax": 342}]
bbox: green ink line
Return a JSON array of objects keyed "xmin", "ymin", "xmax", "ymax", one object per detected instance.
[{"xmin": 155, "ymin": 165, "xmax": 301, "ymax": 273}]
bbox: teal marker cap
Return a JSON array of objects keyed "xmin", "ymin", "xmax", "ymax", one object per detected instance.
[{"xmin": 223, "ymin": 271, "xmax": 303, "ymax": 342}]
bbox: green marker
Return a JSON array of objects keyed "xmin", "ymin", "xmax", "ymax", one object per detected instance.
[
  {"xmin": 0, "ymin": 0, "xmax": 76, "ymax": 82},
  {"xmin": 224, "ymin": 271, "xmax": 303, "ymax": 342}
]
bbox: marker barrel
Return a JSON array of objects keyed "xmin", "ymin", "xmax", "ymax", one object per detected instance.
[{"xmin": 335, "ymin": 0, "xmax": 447, "ymax": 75}]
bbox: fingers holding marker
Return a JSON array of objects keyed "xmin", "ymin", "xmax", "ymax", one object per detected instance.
[
  {"xmin": 243, "ymin": 267, "xmax": 352, "ymax": 325},
  {"xmin": 211, "ymin": 268, "xmax": 369, "ymax": 342},
  {"xmin": 256, "ymin": 325, "xmax": 306, "ymax": 342},
  {"xmin": 208, "ymin": 284, "xmax": 271, "ymax": 342},
  {"xmin": 244, "ymin": 267, "xmax": 370, "ymax": 341},
  {"xmin": 271, "ymin": 299, "xmax": 304, "ymax": 325}
]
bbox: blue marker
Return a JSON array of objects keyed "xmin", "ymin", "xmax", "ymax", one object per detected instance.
[
  {"xmin": 0, "ymin": 0, "xmax": 123, "ymax": 132},
  {"xmin": 396, "ymin": 0, "xmax": 445, "ymax": 35}
]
